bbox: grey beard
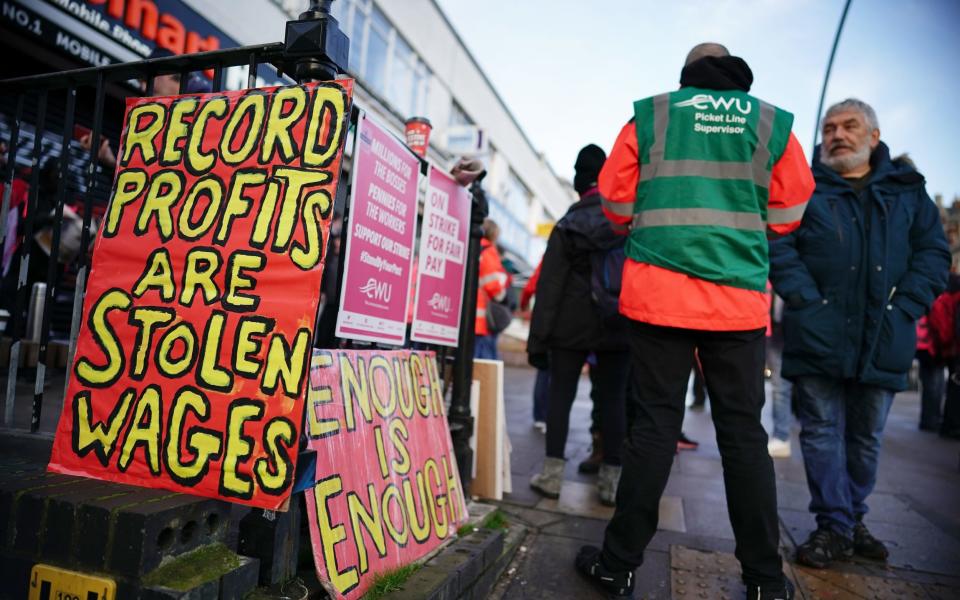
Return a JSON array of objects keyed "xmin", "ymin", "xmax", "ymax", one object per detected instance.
[{"xmin": 820, "ymin": 143, "xmax": 871, "ymax": 175}]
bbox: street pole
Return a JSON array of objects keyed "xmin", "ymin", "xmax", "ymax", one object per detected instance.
[
  {"xmin": 449, "ymin": 180, "xmax": 489, "ymax": 497},
  {"xmin": 812, "ymin": 0, "xmax": 853, "ymax": 151},
  {"xmin": 285, "ymin": 0, "xmax": 350, "ymax": 83}
]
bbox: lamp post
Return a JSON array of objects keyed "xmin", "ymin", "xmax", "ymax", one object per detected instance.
[{"xmin": 448, "ymin": 181, "xmax": 489, "ymax": 496}]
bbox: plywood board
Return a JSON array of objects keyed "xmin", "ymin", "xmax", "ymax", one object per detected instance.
[{"xmin": 471, "ymin": 359, "xmax": 504, "ymax": 499}]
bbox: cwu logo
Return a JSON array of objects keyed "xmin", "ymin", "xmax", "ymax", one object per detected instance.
[
  {"xmin": 427, "ymin": 292, "xmax": 452, "ymax": 313},
  {"xmin": 674, "ymin": 94, "xmax": 752, "ymax": 114},
  {"xmin": 360, "ymin": 277, "xmax": 392, "ymax": 302}
]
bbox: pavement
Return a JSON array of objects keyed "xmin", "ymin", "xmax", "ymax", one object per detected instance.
[{"xmin": 487, "ymin": 365, "xmax": 960, "ymax": 600}]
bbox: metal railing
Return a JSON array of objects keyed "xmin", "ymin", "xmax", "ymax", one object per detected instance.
[
  {"xmin": 0, "ymin": 1, "xmax": 351, "ymax": 432},
  {"xmin": 0, "ymin": 2, "xmax": 481, "ymax": 494}
]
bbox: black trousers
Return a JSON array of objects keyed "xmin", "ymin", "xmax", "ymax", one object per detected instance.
[
  {"xmin": 602, "ymin": 321, "xmax": 782, "ymax": 587},
  {"xmin": 546, "ymin": 348, "xmax": 629, "ymax": 465}
]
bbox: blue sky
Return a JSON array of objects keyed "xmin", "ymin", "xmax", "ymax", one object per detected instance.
[{"xmin": 437, "ymin": 0, "xmax": 960, "ymax": 203}]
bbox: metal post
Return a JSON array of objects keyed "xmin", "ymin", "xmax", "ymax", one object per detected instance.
[
  {"xmin": 285, "ymin": 0, "xmax": 349, "ymax": 83},
  {"xmin": 812, "ymin": 0, "xmax": 853, "ymax": 151},
  {"xmin": 448, "ymin": 181, "xmax": 488, "ymax": 495},
  {"xmin": 1, "ymin": 96, "xmax": 24, "ymax": 426},
  {"xmin": 5, "ymin": 91, "xmax": 47, "ymax": 428},
  {"xmin": 65, "ymin": 72, "xmax": 106, "ymax": 397}
]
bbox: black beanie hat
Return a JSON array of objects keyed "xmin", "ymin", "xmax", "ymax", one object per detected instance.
[{"xmin": 574, "ymin": 144, "xmax": 606, "ymax": 194}]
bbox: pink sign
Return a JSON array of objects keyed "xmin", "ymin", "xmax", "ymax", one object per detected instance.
[
  {"xmin": 304, "ymin": 349, "xmax": 468, "ymax": 599},
  {"xmin": 410, "ymin": 167, "xmax": 471, "ymax": 347},
  {"xmin": 335, "ymin": 113, "xmax": 420, "ymax": 345}
]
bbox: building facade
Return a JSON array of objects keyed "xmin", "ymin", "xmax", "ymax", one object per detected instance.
[{"xmin": 201, "ymin": 0, "xmax": 576, "ymax": 266}]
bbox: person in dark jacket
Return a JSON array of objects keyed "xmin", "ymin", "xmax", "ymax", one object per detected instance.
[
  {"xmin": 770, "ymin": 98, "xmax": 950, "ymax": 569},
  {"xmin": 527, "ymin": 144, "xmax": 629, "ymax": 506}
]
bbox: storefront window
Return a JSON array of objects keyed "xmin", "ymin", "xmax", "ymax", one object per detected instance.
[
  {"xmin": 388, "ymin": 36, "xmax": 414, "ymax": 115},
  {"xmin": 502, "ymin": 168, "xmax": 532, "ymax": 223}
]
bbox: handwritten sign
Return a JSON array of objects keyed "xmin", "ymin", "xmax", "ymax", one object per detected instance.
[
  {"xmin": 303, "ymin": 349, "xmax": 467, "ymax": 599},
  {"xmin": 47, "ymin": 80, "xmax": 354, "ymax": 510},
  {"xmin": 335, "ymin": 113, "xmax": 420, "ymax": 346},
  {"xmin": 410, "ymin": 166, "xmax": 470, "ymax": 347}
]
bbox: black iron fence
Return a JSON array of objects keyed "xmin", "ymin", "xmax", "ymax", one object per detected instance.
[{"xmin": 0, "ymin": 1, "xmax": 481, "ymax": 491}]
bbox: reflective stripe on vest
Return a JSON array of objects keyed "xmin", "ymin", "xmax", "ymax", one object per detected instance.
[
  {"xmin": 632, "ymin": 208, "xmax": 765, "ymax": 232},
  {"xmin": 640, "ymin": 93, "xmax": 776, "ymax": 189}
]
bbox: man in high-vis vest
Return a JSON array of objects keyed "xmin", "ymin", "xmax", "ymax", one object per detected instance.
[{"xmin": 575, "ymin": 43, "xmax": 814, "ymax": 600}]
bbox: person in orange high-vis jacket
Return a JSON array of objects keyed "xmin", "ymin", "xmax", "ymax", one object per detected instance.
[
  {"xmin": 574, "ymin": 43, "xmax": 814, "ymax": 600},
  {"xmin": 475, "ymin": 218, "xmax": 509, "ymax": 359}
]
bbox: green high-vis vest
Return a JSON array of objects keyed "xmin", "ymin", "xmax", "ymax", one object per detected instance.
[{"xmin": 627, "ymin": 87, "xmax": 794, "ymax": 291}]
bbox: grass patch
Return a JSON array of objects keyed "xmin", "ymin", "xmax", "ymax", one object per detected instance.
[
  {"xmin": 482, "ymin": 510, "xmax": 509, "ymax": 530},
  {"xmin": 142, "ymin": 543, "xmax": 240, "ymax": 591},
  {"xmin": 456, "ymin": 523, "xmax": 477, "ymax": 536},
  {"xmin": 364, "ymin": 563, "xmax": 420, "ymax": 599}
]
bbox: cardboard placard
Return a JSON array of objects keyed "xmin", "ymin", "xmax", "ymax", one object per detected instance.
[
  {"xmin": 303, "ymin": 349, "xmax": 468, "ymax": 599},
  {"xmin": 48, "ymin": 80, "xmax": 354, "ymax": 510},
  {"xmin": 335, "ymin": 113, "xmax": 420, "ymax": 346},
  {"xmin": 410, "ymin": 166, "xmax": 470, "ymax": 347}
]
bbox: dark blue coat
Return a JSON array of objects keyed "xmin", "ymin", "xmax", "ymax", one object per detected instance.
[{"xmin": 769, "ymin": 142, "xmax": 949, "ymax": 391}]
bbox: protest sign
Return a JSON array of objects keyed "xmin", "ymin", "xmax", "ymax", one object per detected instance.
[
  {"xmin": 303, "ymin": 349, "xmax": 467, "ymax": 599},
  {"xmin": 48, "ymin": 80, "xmax": 354, "ymax": 510},
  {"xmin": 410, "ymin": 166, "xmax": 470, "ymax": 347},
  {"xmin": 335, "ymin": 113, "xmax": 420, "ymax": 346}
]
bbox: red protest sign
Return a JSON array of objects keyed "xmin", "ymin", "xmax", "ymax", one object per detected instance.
[
  {"xmin": 48, "ymin": 80, "xmax": 354, "ymax": 510},
  {"xmin": 303, "ymin": 349, "xmax": 468, "ymax": 599}
]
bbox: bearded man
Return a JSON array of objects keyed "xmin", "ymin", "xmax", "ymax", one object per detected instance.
[{"xmin": 769, "ymin": 99, "xmax": 949, "ymax": 568}]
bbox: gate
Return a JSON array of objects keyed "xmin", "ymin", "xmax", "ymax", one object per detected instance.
[{"xmin": 0, "ymin": 0, "xmax": 482, "ymax": 491}]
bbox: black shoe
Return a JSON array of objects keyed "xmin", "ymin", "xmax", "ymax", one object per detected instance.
[
  {"xmin": 745, "ymin": 578, "xmax": 794, "ymax": 600},
  {"xmin": 795, "ymin": 527, "xmax": 853, "ymax": 568},
  {"xmin": 575, "ymin": 545, "xmax": 634, "ymax": 598},
  {"xmin": 853, "ymin": 519, "xmax": 889, "ymax": 561}
]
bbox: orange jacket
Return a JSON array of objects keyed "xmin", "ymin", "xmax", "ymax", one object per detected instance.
[
  {"xmin": 598, "ymin": 121, "xmax": 814, "ymax": 331},
  {"xmin": 475, "ymin": 238, "xmax": 509, "ymax": 336},
  {"xmin": 520, "ymin": 260, "xmax": 542, "ymax": 311}
]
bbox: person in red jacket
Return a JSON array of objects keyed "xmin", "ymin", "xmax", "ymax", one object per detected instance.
[
  {"xmin": 521, "ymin": 261, "xmax": 549, "ymax": 430},
  {"xmin": 475, "ymin": 219, "xmax": 510, "ymax": 359},
  {"xmin": 926, "ymin": 274, "xmax": 960, "ymax": 438},
  {"xmin": 575, "ymin": 43, "xmax": 814, "ymax": 600}
]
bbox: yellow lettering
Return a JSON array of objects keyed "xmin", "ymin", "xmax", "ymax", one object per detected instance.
[
  {"xmin": 262, "ymin": 329, "xmax": 310, "ymax": 398},
  {"xmin": 72, "ymin": 389, "xmax": 134, "ymax": 465},
  {"xmin": 250, "ymin": 180, "xmax": 280, "ymax": 247},
  {"xmin": 186, "ymin": 97, "xmax": 228, "ymax": 174},
  {"xmin": 261, "ymin": 86, "xmax": 307, "ymax": 164},
  {"xmin": 197, "ymin": 311, "xmax": 233, "ymax": 391},
  {"xmin": 254, "ymin": 418, "xmax": 294, "ymax": 494},
  {"xmin": 135, "ymin": 169, "xmax": 184, "ymax": 241},
  {"xmin": 381, "ymin": 483, "xmax": 408, "ymax": 546},
  {"xmin": 120, "ymin": 103, "xmax": 165, "ymax": 165},
  {"xmin": 161, "ymin": 98, "xmax": 198, "ymax": 164},
  {"xmin": 314, "ymin": 476, "xmax": 359, "ymax": 594},
  {"xmin": 340, "ymin": 355, "xmax": 370, "ymax": 431},
  {"xmin": 347, "ymin": 485, "xmax": 386, "ymax": 574},
  {"xmin": 304, "ymin": 86, "xmax": 346, "ymax": 168},
  {"xmin": 180, "ymin": 248, "xmax": 221, "ymax": 306},
  {"xmin": 224, "ymin": 251, "xmax": 264, "ymax": 312},
  {"xmin": 133, "ymin": 248, "xmax": 175, "ymax": 301},
  {"xmin": 369, "ymin": 355, "xmax": 397, "ymax": 419},
  {"xmin": 425, "ymin": 458, "xmax": 449, "ymax": 539},
  {"xmin": 178, "ymin": 176, "xmax": 224, "ymax": 240},
  {"xmin": 165, "ymin": 387, "xmax": 222, "ymax": 485},
  {"xmin": 156, "ymin": 322, "xmax": 197, "ymax": 378},
  {"xmin": 220, "ymin": 92, "xmax": 266, "ymax": 165},
  {"xmin": 128, "ymin": 307, "xmax": 174, "ymax": 378},
  {"xmin": 402, "ymin": 471, "xmax": 431, "ymax": 543},
  {"xmin": 220, "ymin": 400, "xmax": 262, "ymax": 499},
  {"xmin": 270, "ymin": 167, "xmax": 330, "ymax": 251},
  {"xmin": 215, "ymin": 170, "xmax": 266, "ymax": 245},
  {"xmin": 75, "ymin": 289, "xmax": 131, "ymax": 387},
  {"xmin": 118, "ymin": 386, "xmax": 162, "ymax": 475},
  {"xmin": 104, "ymin": 170, "xmax": 147, "ymax": 236},
  {"xmin": 388, "ymin": 418, "xmax": 411, "ymax": 475},
  {"xmin": 234, "ymin": 317, "xmax": 272, "ymax": 377},
  {"xmin": 290, "ymin": 190, "xmax": 331, "ymax": 270}
]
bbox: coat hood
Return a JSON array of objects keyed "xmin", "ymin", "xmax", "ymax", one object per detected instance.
[{"xmin": 555, "ymin": 192, "xmax": 624, "ymax": 252}]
